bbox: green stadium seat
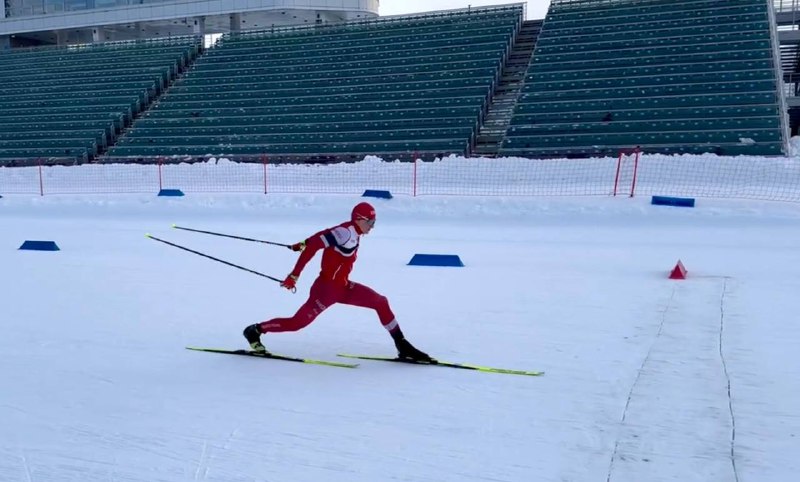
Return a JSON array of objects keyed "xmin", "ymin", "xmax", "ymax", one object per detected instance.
[
  {"xmin": 499, "ymin": 0, "xmax": 785, "ymax": 158},
  {"xmin": 0, "ymin": 36, "xmax": 201, "ymax": 163},
  {"xmin": 106, "ymin": 6, "xmax": 524, "ymax": 160}
]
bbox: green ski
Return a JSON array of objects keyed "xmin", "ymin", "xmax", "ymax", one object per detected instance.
[
  {"xmin": 337, "ymin": 354, "xmax": 543, "ymax": 377},
  {"xmin": 187, "ymin": 347, "xmax": 358, "ymax": 368}
]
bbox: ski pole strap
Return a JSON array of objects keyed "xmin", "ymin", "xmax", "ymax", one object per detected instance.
[
  {"xmin": 172, "ymin": 225, "xmax": 292, "ymax": 248},
  {"xmin": 146, "ymin": 233, "xmax": 285, "ymax": 285}
]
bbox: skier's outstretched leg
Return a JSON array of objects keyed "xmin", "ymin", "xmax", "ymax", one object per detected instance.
[
  {"xmin": 243, "ymin": 278, "xmax": 342, "ymax": 351},
  {"xmin": 341, "ymin": 282, "xmax": 433, "ymax": 362}
]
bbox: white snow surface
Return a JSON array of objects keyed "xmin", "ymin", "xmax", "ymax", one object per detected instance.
[{"xmin": 2, "ymin": 165, "xmax": 800, "ymax": 481}]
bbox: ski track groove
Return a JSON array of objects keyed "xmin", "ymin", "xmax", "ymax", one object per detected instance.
[
  {"xmin": 222, "ymin": 428, "xmax": 239, "ymax": 451},
  {"xmin": 194, "ymin": 440, "xmax": 209, "ymax": 481},
  {"xmin": 20, "ymin": 452, "xmax": 32, "ymax": 482},
  {"xmin": 3, "ymin": 404, "xmax": 30, "ymax": 416},
  {"xmin": 606, "ymin": 287, "xmax": 676, "ymax": 482},
  {"xmin": 190, "ymin": 426, "xmax": 240, "ymax": 480},
  {"xmin": 718, "ymin": 278, "xmax": 739, "ymax": 482}
]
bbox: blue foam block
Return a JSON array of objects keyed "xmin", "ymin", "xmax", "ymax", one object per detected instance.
[
  {"xmin": 362, "ymin": 189, "xmax": 392, "ymax": 199},
  {"xmin": 651, "ymin": 195, "xmax": 695, "ymax": 208},
  {"xmin": 407, "ymin": 254, "xmax": 464, "ymax": 267},
  {"xmin": 19, "ymin": 240, "xmax": 60, "ymax": 251},
  {"xmin": 158, "ymin": 189, "xmax": 184, "ymax": 197}
]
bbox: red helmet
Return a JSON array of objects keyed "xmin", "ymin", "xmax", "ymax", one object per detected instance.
[{"xmin": 351, "ymin": 202, "xmax": 376, "ymax": 223}]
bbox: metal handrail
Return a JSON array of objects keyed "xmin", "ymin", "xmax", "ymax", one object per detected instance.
[
  {"xmin": 767, "ymin": 0, "xmax": 793, "ymax": 154},
  {"xmin": 226, "ymin": 4, "xmax": 526, "ymax": 40},
  {"xmin": 774, "ymin": 0, "xmax": 800, "ymax": 13}
]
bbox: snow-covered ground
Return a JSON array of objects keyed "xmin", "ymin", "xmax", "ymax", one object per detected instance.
[{"xmin": 1, "ymin": 159, "xmax": 800, "ymax": 482}]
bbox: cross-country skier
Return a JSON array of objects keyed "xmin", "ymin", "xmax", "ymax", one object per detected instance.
[{"xmin": 243, "ymin": 202, "xmax": 433, "ymax": 362}]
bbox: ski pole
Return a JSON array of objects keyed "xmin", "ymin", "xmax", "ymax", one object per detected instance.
[
  {"xmin": 171, "ymin": 224, "xmax": 293, "ymax": 249},
  {"xmin": 146, "ymin": 233, "xmax": 295, "ymax": 292}
]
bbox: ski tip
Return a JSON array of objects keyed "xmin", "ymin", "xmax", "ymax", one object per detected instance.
[
  {"xmin": 171, "ymin": 223, "xmax": 177, "ymax": 228},
  {"xmin": 145, "ymin": 233, "xmax": 152, "ymax": 238}
]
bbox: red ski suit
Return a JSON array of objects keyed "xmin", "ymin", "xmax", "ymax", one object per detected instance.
[{"xmin": 258, "ymin": 221, "xmax": 399, "ymax": 335}]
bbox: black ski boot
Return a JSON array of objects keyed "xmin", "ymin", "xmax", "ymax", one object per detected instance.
[
  {"xmin": 394, "ymin": 337, "xmax": 434, "ymax": 363},
  {"xmin": 243, "ymin": 324, "xmax": 267, "ymax": 352}
]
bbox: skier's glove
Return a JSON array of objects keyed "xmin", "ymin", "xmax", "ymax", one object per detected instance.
[
  {"xmin": 289, "ymin": 241, "xmax": 306, "ymax": 252},
  {"xmin": 280, "ymin": 274, "xmax": 298, "ymax": 291}
]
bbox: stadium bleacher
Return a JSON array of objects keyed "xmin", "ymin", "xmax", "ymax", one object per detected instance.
[
  {"xmin": 106, "ymin": 5, "xmax": 524, "ymax": 161},
  {"xmin": 499, "ymin": 0, "xmax": 787, "ymax": 158},
  {"xmin": 0, "ymin": 37, "xmax": 201, "ymax": 165},
  {"xmin": 0, "ymin": 0, "xmax": 790, "ymax": 164}
]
